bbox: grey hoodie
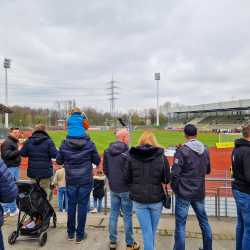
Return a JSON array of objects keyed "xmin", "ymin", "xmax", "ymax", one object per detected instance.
[{"xmin": 184, "ymin": 139, "xmax": 204, "ymax": 155}]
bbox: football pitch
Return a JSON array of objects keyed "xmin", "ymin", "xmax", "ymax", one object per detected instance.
[{"xmin": 48, "ymin": 130, "xmax": 219, "ymax": 154}]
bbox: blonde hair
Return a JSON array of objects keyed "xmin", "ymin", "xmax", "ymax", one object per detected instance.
[
  {"xmin": 67, "ymin": 107, "xmax": 86, "ymax": 119},
  {"xmin": 137, "ymin": 132, "xmax": 162, "ymax": 148}
]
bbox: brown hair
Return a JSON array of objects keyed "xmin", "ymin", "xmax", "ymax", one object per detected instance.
[
  {"xmin": 10, "ymin": 127, "xmax": 19, "ymax": 133},
  {"xmin": 242, "ymin": 124, "xmax": 250, "ymax": 138},
  {"xmin": 97, "ymin": 170, "xmax": 103, "ymax": 175},
  {"xmin": 138, "ymin": 131, "xmax": 162, "ymax": 148},
  {"xmin": 66, "ymin": 107, "xmax": 86, "ymax": 119},
  {"xmin": 36, "ymin": 124, "xmax": 46, "ymax": 131}
]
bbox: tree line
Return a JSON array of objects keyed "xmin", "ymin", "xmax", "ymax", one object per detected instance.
[{"xmin": 0, "ymin": 100, "xmax": 176, "ymax": 127}]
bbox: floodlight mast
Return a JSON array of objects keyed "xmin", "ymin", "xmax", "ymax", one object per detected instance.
[
  {"xmin": 3, "ymin": 58, "xmax": 11, "ymax": 128},
  {"xmin": 155, "ymin": 73, "xmax": 160, "ymax": 126}
]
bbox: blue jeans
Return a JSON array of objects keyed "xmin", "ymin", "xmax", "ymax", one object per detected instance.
[
  {"xmin": 66, "ymin": 181, "xmax": 93, "ymax": 238},
  {"xmin": 58, "ymin": 187, "xmax": 68, "ymax": 212},
  {"xmin": 174, "ymin": 194, "xmax": 212, "ymax": 250},
  {"xmin": 94, "ymin": 197, "xmax": 103, "ymax": 213},
  {"xmin": 134, "ymin": 201, "xmax": 163, "ymax": 250},
  {"xmin": 0, "ymin": 228, "xmax": 4, "ymax": 250},
  {"xmin": 2, "ymin": 167, "xmax": 19, "ymax": 213},
  {"xmin": 109, "ymin": 190, "xmax": 134, "ymax": 246},
  {"xmin": 232, "ymin": 189, "xmax": 250, "ymax": 250}
]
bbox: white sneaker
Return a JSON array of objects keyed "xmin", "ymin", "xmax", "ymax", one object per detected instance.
[
  {"xmin": 10, "ymin": 208, "xmax": 19, "ymax": 217},
  {"xmin": 91, "ymin": 208, "xmax": 97, "ymax": 213},
  {"xmin": 3, "ymin": 209, "xmax": 10, "ymax": 216}
]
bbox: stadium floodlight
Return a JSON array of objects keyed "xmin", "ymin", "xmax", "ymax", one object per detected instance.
[
  {"xmin": 3, "ymin": 58, "xmax": 12, "ymax": 128},
  {"xmin": 155, "ymin": 73, "xmax": 160, "ymax": 126},
  {"xmin": 3, "ymin": 58, "xmax": 12, "ymax": 69}
]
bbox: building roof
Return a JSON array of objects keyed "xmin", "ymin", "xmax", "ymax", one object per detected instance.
[
  {"xmin": 55, "ymin": 119, "xmax": 67, "ymax": 122},
  {"xmin": 0, "ymin": 104, "xmax": 14, "ymax": 114},
  {"xmin": 164, "ymin": 99, "xmax": 250, "ymax": 114}
]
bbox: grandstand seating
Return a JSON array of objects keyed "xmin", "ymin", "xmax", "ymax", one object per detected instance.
[
  {"xmin": 168, "ymin": 114, "xmax": 250, "ymax": 130},
  {"xmin": 187, "ymin": 116, "xmax": 207, "ymax": 125},
  {"xmin": 197, "ymin": 116, "xmax": 218, "ymax": 125},
  {"xmin": 169, "ymin": 118, "xmax": 188, "ymax": 128}
]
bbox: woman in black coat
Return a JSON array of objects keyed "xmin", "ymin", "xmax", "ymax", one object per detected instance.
[
  {"xmin": 124, "ymin": 132, "xmax": 170, "ymax": 250},
  {"xmin": 92, "ymin": 170, "xmax": 105, "ymax": 213}
]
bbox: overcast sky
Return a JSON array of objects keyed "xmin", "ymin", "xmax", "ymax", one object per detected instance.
[{"xmin": 0, "ymin": 0, "xmax": 250, "ymax": 113}]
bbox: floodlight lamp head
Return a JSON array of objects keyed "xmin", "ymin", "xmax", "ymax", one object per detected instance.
[
  {"xmin": 3, "ymin": 58, "xmax": 12, "ymax": 68},
  {"xmin": 155, "ymin": 72, "xmax": 160, "ymax": 80}
]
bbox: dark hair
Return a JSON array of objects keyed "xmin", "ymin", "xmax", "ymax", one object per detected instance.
[
  {"xmin": 10, "ymin": 127, "xmax": 19, "ymax": 133},
  {"xmin": 242, "ymin": 124, "xmax": 250, "ymax": 138}
]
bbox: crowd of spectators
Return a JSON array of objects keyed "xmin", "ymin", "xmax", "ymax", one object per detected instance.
[{"xmin": 0, "ymin": 108, "xmax": 249, "ymax": 250}]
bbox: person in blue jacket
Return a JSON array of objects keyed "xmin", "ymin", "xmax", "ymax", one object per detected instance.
[
  {"xmin": 56, "ymin": 132, "xmax": 101, "ymax": 244},
  {"xmin": 0, "ymin": 158, "xmax": 18, "ymax": 250},
  {"xmin": 20, "ymin": 124, "xmax": 58, "ymax": 196}
]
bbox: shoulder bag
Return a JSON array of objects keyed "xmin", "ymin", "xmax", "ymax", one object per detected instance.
[{"xmin": 162, "ymin": 155, "xmax": 171, "ymax": 209}]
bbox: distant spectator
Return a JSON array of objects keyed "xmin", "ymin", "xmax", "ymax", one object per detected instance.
[
  {"xmin": 56, "ymin": 132, "xmax": 101, "ymax": 244},
  {"xmin": 0, "ymin": 159, "xmax": 18, "ymax": 249},
  {"xmin": 1, "ymin": 127, "xmax": 22, "ymax": 216},
  {"xmin": 52, "ymin": 166, "xmax": 68, "ymax": 212},
  {"xmin": 20, "ymin": 124, "xmax": 58, "ymax": 196},
  {"xmin": 91, "ymin": 170, "xmax": 105, "ymax": 214}
]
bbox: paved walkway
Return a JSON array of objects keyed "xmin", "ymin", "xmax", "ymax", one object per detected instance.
[{"xmin": 2, "ymin": 210, "xmax": 236, "ymax": 249}]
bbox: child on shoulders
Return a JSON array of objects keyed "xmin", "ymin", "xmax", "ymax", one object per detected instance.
[{"xmin": 67, "ymin": 107, "xmax": 89, "ymax": 137}]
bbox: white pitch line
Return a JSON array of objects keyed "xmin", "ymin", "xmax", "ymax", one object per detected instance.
[{"xmin": 49, "ymin": 133, "xmax": 63, "ymax": 142}]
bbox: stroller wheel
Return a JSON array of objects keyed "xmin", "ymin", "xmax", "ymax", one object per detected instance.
[
  {"xmin": 8, "ymin": 231, "xmax": 18, "ymax": 245},
  {"xmin": 39, "ymin": 232, "xmax": 47, "ymax": 246}
]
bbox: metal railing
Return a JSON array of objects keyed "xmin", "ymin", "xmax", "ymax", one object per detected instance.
[
  {"xmin": 217, "ymin": 187, "xmax": 233, "ymax": 220},
  {"xmin": 102, "ymin": 176, "xmax": 236, "ymax": 219}
]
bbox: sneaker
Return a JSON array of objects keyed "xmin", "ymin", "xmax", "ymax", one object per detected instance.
[
  {"xmin": 10, "ymin": 208, "xmax": 19, "ymax": 217},
  {"xmin": 199, "ymin": 248, "xmax": 203, "ymax": 250},
  {"xmin": 3, "ymin": 209, "xmax": 10, "ymax": 216},
  {"xmin": 68, "ymin": 235, "xmax": 74, "ymax": 241},
  {"xmin": 126, "ymin": 241, "xmax": 140, "ymax": 250},
  {"xmin": 76, "ymin": 232, "xmax": 87, "ymax": 244},
  {"xmin": 91, "ymin": 208, "xmax": 97, "ymax": 213},
  {"xmin": 110, "ymin": 242, "xmax": 117, "ymax": 250}
]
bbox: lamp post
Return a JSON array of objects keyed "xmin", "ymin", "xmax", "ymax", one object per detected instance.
[
  {"xmin": 3, "ymin": 58, "xmax": 12, "ymax": 128},
  {"xmin": 155, "ymin": 73, "xmax": 160, "ymax": 126},
  {"xmin": 20, "ymin": 120, "xmax": 22, "ymax": 127}
]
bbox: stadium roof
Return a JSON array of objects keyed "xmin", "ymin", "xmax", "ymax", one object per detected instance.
[
  {"xmin": 0, "ymin": 104, "xmax": 14, "ymax": 114},
  {"xmin": 164, "ymin": 99, "xmax": 250, "ymax": 114}
]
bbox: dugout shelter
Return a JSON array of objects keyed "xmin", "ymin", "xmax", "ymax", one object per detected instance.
[{"xmin": 0, "ymin": 104, "xmax": 14, "ymax": 138}]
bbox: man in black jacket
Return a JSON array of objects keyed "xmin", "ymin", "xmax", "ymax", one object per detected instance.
[
  {"xmin": 103, "ymin": 130, "xmax": 140, "ymax": 250},
  {"xmin": 232, "ymin": 124, "xmax": 250, "ymax": 250},
  {"xmin": 1, "ymin": 127, "xmax": 21, "ymax": 217},
  {"xmin": 20, "ymin": 124, "xmax": 58, "ymax": 196},
  {"xmin": 171, "ymin": 124, "xmax": 212, "ymax": 250}
]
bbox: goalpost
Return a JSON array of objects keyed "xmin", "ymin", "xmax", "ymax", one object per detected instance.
[{"xmin": 219, "ymin": 133, "xmax": 242, "ymax": 143}]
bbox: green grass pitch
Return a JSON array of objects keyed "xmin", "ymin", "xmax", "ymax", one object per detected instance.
[{"xmin": 48, "ymin": 130, "xmax": 219, "ymax": 154}]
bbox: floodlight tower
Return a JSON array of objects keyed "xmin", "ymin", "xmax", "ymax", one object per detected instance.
[
  {"xmin": 3, "ymin": 58, "xmax": 12, "ymax": 128},
  {"xmin": 155, "ymin": 72, "xmax": 160, "ymax": 126}
]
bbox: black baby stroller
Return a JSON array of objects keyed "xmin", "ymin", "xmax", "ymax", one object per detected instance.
[{"xmin": 8, "ymin": 180, "xmax": 57, "ymax": 246}]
